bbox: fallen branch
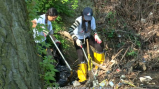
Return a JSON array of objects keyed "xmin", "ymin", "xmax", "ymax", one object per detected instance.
[
  {"xmin": 92, "ymin": 61, "xmax": 108, "ymax": 71},
  {"xmin": 98, "ymin": 48, "xmax": 129, "ymax": 77},
  {"xmin": 98, "ymin": 70, "xmax": 107, "ymax": 76},
  {"xmin": 106, "ymin": 49, "xmax": 123, "ymax": 68},
  {"xmin": 120, "ymin": 47, "xmax": 129, "ymax": 61},
  {"xmin": 112, "ymin": 49, "xmax": 123, "ymax": 60},
  {"xmin": 112, "ymin": 47, "xmax": 130, "ymax": 72},
  {"xmin": 57, "ymin": 31, "xmax": 72, "ymax": 40},
  {"xmin": 94, "ymin": 49, "xmax": 124, "ymax": 76}
]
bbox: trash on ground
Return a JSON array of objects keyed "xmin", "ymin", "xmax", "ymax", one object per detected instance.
[
  {"xmin": 99, "ymin": 79, "xmax": 108, "ymax": 87},
  {"xmin": 93, "ymin": 80, "xmax": 99, "ymax": 87},
  {"xmin": 139, "ymin": 76, "xmax": 152, "ymax": 82},
  {"xmin": 72, "ymin": 80, "xmax": 81, "ymax": 87},
  {"xmin": 55, "ymin": 65, "xmax": 71, "ymax": 87},
  {"xmin": 120, "ymin": 74, "xmax": 126, "ymax": 79},
  {"xmin": 120, "ymin": 79, "xmax": 136, "ymax": 87},
  {"xmin": 109, "ymin": 81, "xmax": 114, "ymax": 87},
  {"xmin": 116, "ymin": 68, "xmax": 121, "ymax": 72}
]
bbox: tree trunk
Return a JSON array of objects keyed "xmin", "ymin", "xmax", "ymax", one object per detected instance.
[{"xmin": 0, "ymin": 0, "xmax": 41, "ymax": 89}]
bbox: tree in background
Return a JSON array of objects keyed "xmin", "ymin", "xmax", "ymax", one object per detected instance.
[
  {"xmin": 0, "ymin": 0, "xmax": 41, "ymax": 89},
  {"xmin": 0, "ymin": 0, "xmax": 79, "ymax": 88}
]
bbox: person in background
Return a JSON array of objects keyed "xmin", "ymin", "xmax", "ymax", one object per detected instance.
[
  {"xmin": 31, "ymin": 7, "xmax": 60, "ymax": 44},
  {"xmin": 31, "ymin": 7, "xmax": 62, "ymax": 61},
  {"xmin": 68, "ymin": 7, "xmax": 105, "ymax": 83}
]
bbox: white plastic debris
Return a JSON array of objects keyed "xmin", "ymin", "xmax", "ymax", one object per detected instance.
[
  {"xmin": 93, "ymin": 80, "xmax": 99, "ymax": 87},
  {"xmin": 109, "ymin": 81, "xmax": 114, "ymax": 87},
  {"xmin": 141, "ymin": 18, "xmax": 146, "ymax": 23},
  {"xmin": 72, "ymin": 80, "xmax": 81, "ymax": 87},
  {"xmin": 118, "ymin": 34, "xmax": 121, "ymax": 38},
  {"xmin": 149, "ymin": 12, "xmax": 153, "ymax": 16},
  {"xmin": 139, "ymin": 76, "xmax": 152, "ymax": 82},
  {"xmin": 148, "ymin": 12, "xmax": 153, "ymax": 18},
  {"xmin": 120, "ymin": 74, "xmax": 126, "ymax": 79}
]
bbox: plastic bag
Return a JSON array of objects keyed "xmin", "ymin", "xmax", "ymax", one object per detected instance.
[
  {"xmin": 51, "ymin": 43, "xmax": 71, "ymax": 86},
  {"xmin": 55, "ymin": 65, "xmax": 71, "ymax": 87}
]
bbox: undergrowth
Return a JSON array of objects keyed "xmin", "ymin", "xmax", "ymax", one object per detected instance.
[{"xmin": 26, "ymin": 0, "xmax": 78, "ymax": 88}]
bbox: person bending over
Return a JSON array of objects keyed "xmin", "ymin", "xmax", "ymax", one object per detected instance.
[{"xmin": 68, "ymin": 7, "xmax": 105, "ymax": 83}]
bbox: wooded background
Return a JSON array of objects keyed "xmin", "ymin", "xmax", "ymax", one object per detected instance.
[{"xmin": 1, "ymin": 0, "xmax": 159, "ymax": 88}]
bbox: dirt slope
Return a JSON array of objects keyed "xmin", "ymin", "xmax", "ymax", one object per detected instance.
[{"xmin": 57, "ymin": 0, "xmax": 159, "ymax": 88}]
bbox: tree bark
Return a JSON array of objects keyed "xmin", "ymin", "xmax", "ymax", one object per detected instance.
[{"xmin": 0, "ymin": 0, "xmax": 41, "ymax": 89}]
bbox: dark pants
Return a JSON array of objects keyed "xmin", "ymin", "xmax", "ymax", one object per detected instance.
[
  {"xmin": 74, "ymin": 35, "xmax": 103, "ymax": 63},
  {"xmin": 36, "ymin": 42, "xmax": 47, "ymax": 59},
  {"xmin": 36, "ymin": 41, "xmax": 65, "ymax": 65}
]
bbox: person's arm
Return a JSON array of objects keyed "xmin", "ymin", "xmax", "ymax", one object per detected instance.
[
  {"xmin": 48, "ymin": 23, "xmax": 61, "ymax": 43},
  {"xmin": 31, "ymin": 16, "xmax": 42, "ymax": 28},
  {"xmin": 31, "ymin": 20, "xmax": 37, "ymax": 28},
  {"xmin": 49, "ymin": 34, "xmax": 61, "ymax": 43},
  {"xmin": 92, "ymin": 17, "xmax": 102, "ymax": 44},
  {"xmin": 68, "ymin": 20, "xmax": 80, "ymax": 41},
  {"xmin": 50, "ymin": 34, "xmax": 56, "ymax": 40},
  {"xmin": 91, "ymin": 17, "xmax": 97, "ymax": 34},
  {"xmin": 68, "ymin": 20, "xmax": 83, "ymax": 47}
]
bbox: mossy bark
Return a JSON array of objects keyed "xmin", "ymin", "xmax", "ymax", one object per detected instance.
[{"xmin": 0, "ymin": 0, "xmax": 41, "ymax": 89}]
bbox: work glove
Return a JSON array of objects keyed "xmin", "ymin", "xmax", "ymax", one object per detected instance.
[
  {"xmin": 55, "ymin": 39, "xmax": 61, "ymax": 44},
  {"xmin": 76, "ymin": 39, "xmax": 82, "ymax": 48},
  {"xmin": 41, "ymin": 26, "xmax": 49, "ymax": 37},
  {"xmin": 94, "ymin": 33, "xmax": 102, "ymax": 44},
  {"xmin": 53, "ymin": 39, "xmax": 61, "ymax": 58},
  {"xmin": 43, "ymin": 30, "xmax": 49, "ymax": 37}
]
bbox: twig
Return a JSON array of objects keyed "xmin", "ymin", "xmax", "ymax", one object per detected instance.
[
  {"xmin": 120, "ymin": 47, "xmax": 130, "ymax": 62},
  {"xmin": 98, "ymin": 70, "xmax": 107, "ymax": 76},
  {"xmin": 106, "ymin": 49, "xmax": 123, "ymax": 68},
  {"xmin": 92, "ymin": 61, "xmax": 108, "ymax": 71},
  {"xmin": 111, "ymin": 47, "xmax": 130, "ymax": 73},
  {"xmin": 72, "ymin": 59, "xmax": 79, "ymax": 65},
  {"xmin": 112, "ymin": 49, "xmax": 123, "ymax": 60},
  {"xmin": 97, "ymin": 49, "xmax": 124, "ymax": 77}
]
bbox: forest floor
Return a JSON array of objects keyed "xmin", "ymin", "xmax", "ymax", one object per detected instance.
[
  {"xmin": 47, "ymin": 31, "xmax": 159, "ymax": 89},
  {"xmin": 51, "ymin": 0, "xmax": 159, "ymax": 89},
  {"xmin": 47, "ymin": 0, "xmax": 159, "ymax": 89}
]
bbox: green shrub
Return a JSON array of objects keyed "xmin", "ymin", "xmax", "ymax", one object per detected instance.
[{"xmin": 26, "ymin": 0, "xmax": 78, "ymax": 87}]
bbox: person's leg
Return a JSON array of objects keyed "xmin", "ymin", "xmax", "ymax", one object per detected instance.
[
  {"xmin": 88, "ymin": 35, "xmax": 103, "ymax": 52},
  {"xmin": 88, "ymin": 35, "xmax": 105, "ymax": 68},
  {"xmin": 52, "ymin": 42, "xmax": 66, "ymax": 65},
  {"xmin": 36, "ymin": 42, "xmax": 47, "ymax": 59},
  {"xmin": 74, "ymin": 39, "xmax": 87, "ymax": 83}
]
